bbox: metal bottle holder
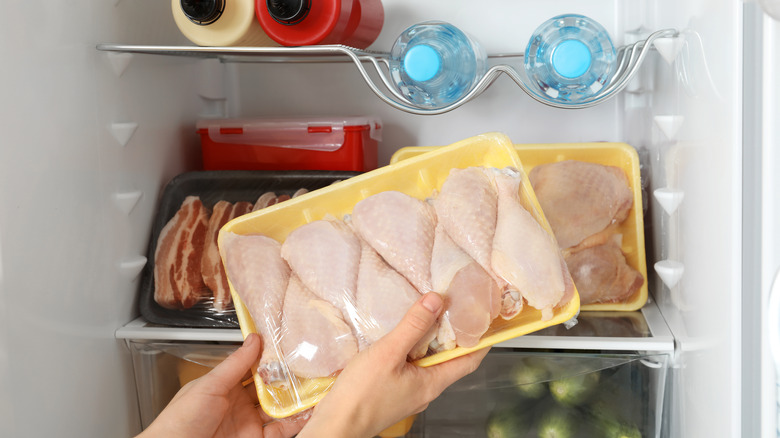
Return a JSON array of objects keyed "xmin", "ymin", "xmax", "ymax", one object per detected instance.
[
  {"xmin": 97, "ymin": 28, "xmax": 678, "ymax": 114},
  {"xmin": 343, "ymin": 27, "xmax": 680, "ymax": 114}
]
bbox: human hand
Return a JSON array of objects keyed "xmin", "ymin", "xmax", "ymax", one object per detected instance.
[
  {"xmin": 137, "ymin": 333, "xmax": 307, "ymax": 438},
  {"xmin": 297, "ymin": 292, "xmax": 490, "ymax": 438}
]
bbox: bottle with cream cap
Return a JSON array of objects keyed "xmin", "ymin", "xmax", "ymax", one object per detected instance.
[
  {"xmin": 172, "ymin": 0, "xmax": 277, "ymax": 47},
  {"xmin": 524, "ymin": 14, "xmax": 617, "ymax": 103},
  {"xmin": 388, "ymin": 21, "xmax": 487, "ymax": 109}
]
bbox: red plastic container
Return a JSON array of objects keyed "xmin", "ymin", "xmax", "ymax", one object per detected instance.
[
  {"xmin": 197, "ymin": 116, "xmax": 381, "ymax": 171},
  {"xmin": 255, "ymin": 0, "xmax": 384, "ymax": 48}
]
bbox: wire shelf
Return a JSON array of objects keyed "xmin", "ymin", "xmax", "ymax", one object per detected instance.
[{"xmin": 97, "ymin": 28, "xmax": 679, "ymax": 115}]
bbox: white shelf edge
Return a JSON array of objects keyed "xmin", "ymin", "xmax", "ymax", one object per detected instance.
[
  {"xmin": 115, "ymin": 317, "xmax": 243, "ymax": 342},
  {"xmin": 494, "ymin": 335, "xmax": 674, "ymax": 352},
  {"xmin": 116, "ymin": 301, "xmax": 674, "ymax": 351}
]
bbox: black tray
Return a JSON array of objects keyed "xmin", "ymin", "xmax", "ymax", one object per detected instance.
[{"xmin": 139, "ymin": 170, "xmax": 361, "ymax": 328}]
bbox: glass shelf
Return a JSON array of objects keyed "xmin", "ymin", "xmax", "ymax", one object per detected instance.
[{"xmin": 115, "ymin": 299, "xmax": 674, "ymax": 353}]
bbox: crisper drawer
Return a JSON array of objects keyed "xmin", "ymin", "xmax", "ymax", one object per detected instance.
[
  {"xmin": 413, "ymin": 350, "xmax": 670, "ymax": 438},
  {"xmin": 126, "ymin": 339, "xmax": 669, "ymax": 438},
  {"xmin": 126, "ymin": 340, "xmax": 239, "ymax": 429}
]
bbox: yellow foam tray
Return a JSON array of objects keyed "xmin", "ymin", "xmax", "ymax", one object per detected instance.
[
  {"xmin": 391, "ymin": 142, "xmax": 648, "ymax": 312},
  {"xmin": 219, "ymin": 132, "xmax": 580, "ymax": 418}
]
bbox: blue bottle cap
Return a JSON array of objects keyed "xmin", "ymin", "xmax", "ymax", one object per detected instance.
[
  {"xmin": 404, "ymin": 44, "xmax": 442, "ymax": 82},
  {"xmin": 551, "ymin": 39, "xmax": 592, "ymax": 79}
]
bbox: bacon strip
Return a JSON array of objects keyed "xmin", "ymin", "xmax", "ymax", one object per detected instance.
[
  {"xmin": 252, "ymin": 192, "xmax": 278, "ymax": 211},
  {"xmin": 201, "ymin": 201, "xmax": 252, "ymax": 311},
  {"xmin": 154, "ymin": 196, "xmax": 210, "ymax": 309}
]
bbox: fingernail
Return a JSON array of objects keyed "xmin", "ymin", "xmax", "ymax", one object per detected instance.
[
  {"xmin": 244, "ymin": 333, "xmax": 257, "ymax": 347},
  {"xmin": 421, "ymin": 292, "xmax": 442, "ymax": 313}
]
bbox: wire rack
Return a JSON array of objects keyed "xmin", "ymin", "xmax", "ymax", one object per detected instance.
[{"xmin": 97, "ymin": 28, "xmax": 679, "ymax": 115}]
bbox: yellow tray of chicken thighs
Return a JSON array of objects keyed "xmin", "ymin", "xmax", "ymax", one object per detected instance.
[
  {"xmin": 219, "ymin": 132, "xmax": 580, "ymax": 419},
  {"xmin": 391, "ymin": 141, "xmax": 648, "ymax": 313}
]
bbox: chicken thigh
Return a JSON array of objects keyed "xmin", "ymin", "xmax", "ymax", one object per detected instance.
[
  {"xmin": 219, "ymin": 232, "xmax": 289, "ymax": 386},
  {"xmin": 529, "ymin": 160, "xmax": 633, "ymax": 249},
  {"xmin": 565, "ymin": 235, "xmax": 644, "ymax": 305}
]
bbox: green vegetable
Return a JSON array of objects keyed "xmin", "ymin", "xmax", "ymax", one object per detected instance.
[
  {"xmin": 586, "ymin": 376, "xmax": 643, "ymax": 430},
  {"xmin": 548, "ymin": 371, "xmax": 600, "ymax": 407},
  {"xmin": 486, "ymin": 405, "xmax": 532, "ymax": 438},
  {"xmin": 591, "ymin": 416, "xmax": 642, "ymax": 438},
  {"xmin": 536, "ymin": 406, "xmax": 576, "ymax": 438},
  {"xmin": 511, "ymin": 360, "xmax": 550, "ymax": 399}
]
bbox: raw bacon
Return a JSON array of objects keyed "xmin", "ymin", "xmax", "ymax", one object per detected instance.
[
  {"xmin": 201, "ymin": 201, "xmax": 252, "ymax": 311},
  {"xmin": 154, "ymin": 196, "xmax": 210, "ymax": 309}
]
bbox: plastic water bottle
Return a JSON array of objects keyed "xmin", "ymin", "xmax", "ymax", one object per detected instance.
[
  {"xmin": 524, "ymin": 14, "xmax": 617, "ymax": 103},
  {"xmin": 389, "ymin": 21, "xmax": 487, "ymax": 109}
]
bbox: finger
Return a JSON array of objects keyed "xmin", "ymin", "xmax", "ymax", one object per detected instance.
[
  {"xmin": 424, "ymin": 346, "xmax": 490, "ymax": 391},
  {"xmin": 203, "ymin": 333, "xmax": 261, "ymax": 389},
  {"xmin": 260, "ymin": 413, "xmax": 308, "ymax": 438},
  {"xmin": 378, "ymin": 292, "xmax": 443, "ymax": 359}
]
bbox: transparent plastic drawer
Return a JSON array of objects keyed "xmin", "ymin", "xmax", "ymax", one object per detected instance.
[
  {"xmin": 407, "ymin": 350, "xmax": 670, "ymax": 438},
  {"xmin": 126, "ymin": 340, "xmax": 239, "ymax": 428},
  {"xmin": 126, "ymin": 341, "xmax": 669, "ymax": 437}
]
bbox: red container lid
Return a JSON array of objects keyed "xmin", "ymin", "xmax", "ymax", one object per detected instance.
[
  {"xmin": 196, "ymin": 116, "xmax": 382, "ymax": 151},
  {"xmin": 255, "ymin": 0, "xmax": 383, "ymax": 48}
]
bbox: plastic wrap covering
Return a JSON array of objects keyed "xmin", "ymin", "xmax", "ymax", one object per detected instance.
[
  {"xmin": 139, "ymin": 170, "xmax": 360, "ymax": 328},
  {"xmin": 218, "ymin": 133, "xmax": 581, "ymax": 418},
  {"xmin": 422, "ymin": 351, "xmax": 669, "ymax": 438}
]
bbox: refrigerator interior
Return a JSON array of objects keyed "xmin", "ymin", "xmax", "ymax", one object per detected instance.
[{"xmin": 0, "ymin": 0, "xmax": 749, "ymax": 437}]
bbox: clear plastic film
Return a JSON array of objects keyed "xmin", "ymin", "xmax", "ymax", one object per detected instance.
[{"xmin": 217, "ymin": 133, "xmax": 580, "ymax": 418}]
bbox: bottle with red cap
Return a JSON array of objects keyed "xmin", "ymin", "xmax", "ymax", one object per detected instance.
[{"xmin": 255, "ymin": 0, "xmax": 384, "ymax": 48}]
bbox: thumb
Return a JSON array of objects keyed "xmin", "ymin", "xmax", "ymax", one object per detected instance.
[
  {"xmin": 204, "ymin": 333, "xmax": 261, "ymax": 388},
  {"xmin": 380, "ymin": 292, "xmax": 443, "ymax": 359}
]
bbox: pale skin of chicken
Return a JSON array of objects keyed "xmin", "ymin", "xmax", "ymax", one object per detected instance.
[{"xmin": 137, "ymin": 292, "xmax": 490, "ymax": 438}]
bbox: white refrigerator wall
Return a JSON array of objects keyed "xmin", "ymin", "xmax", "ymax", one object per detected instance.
[
  {"xmin": 0, "ymin": 0, "xmax": 747, "ymax": 437},
  {"xmin": 0, "ymin": 1, "xmax": 201, "ymax": 436},
  {"xmin": 760, "ymin": 6, "xmax": 780, "ymax": 437}
]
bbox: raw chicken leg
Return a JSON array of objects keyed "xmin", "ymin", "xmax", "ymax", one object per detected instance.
[
  {"xmin": 354, "ymin": 238, "xmax": 421, "ymax": 352},
  {"xmin": 433, "ymin": 167, "xmax": 499, "ymax": 279},
  {"xmin": 351, "ymin": 191, "xmax": 436, "ymax": 295},
  {"xmin": 433, "ymin": 166, "xmax": 508, "ymax": 318},
  {"xmin": 280, "ymin": 275, "xmax": 358, "ymax": 379},
  {"xmin": 280, "ymin": 218, "xmax": 362, "ymax": 327},
  {"xmin": 489, "ymin": 168, "xmax": 566, "ymax": 321},
  {"xmin": 529, "ymin": 160, "xmax": 633, "ymax": 249},
  {"xmin": 219, "ymin": 232, "xmax": 289, "ymax": 386},
  {"xmin": 431, "ymin": 223, "xmax": 500, "ymax": 350}
]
